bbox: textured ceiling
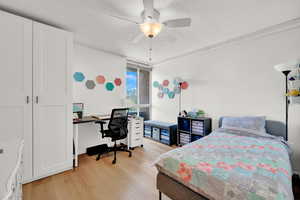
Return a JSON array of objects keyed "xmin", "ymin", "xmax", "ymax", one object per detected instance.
[{"xmin": 0, "ymin": 0, "xmax": 299, "ymax": 63}]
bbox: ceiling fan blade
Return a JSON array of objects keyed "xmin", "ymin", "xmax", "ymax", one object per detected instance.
[
  {"xmin": 143, "ymin": 0, "xmax": 154, "ymax": 15},
  {"xmin": 131, "ymin": 33, "xmax": 145, "ymax": 44},
  {"xmin": 106, "ymin": 13, "xmax": 140, "ymax": 24},
  {"xmin": 163, "ymin": 18, "xmax": 192, "ymax": 28}
]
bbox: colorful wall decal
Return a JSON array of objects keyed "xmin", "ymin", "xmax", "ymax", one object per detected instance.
[
  {"xmin": 153, "ymin": 81, "xmax": 160, "ymax": 88},
  {"xmin": 163, "ymin": 87, "xmax": 169, "ymax": 94},
  {"xmin": 163, "ymin": 80, "xmax": 169, "ymax": 87},
  {"xmin": 153, "ymin": 77, "xmax": 189, "ymax": 100},
  {"xmin": 73, "ymin": 72, "xmax": 85, "ymax": 82},
  {"xmin": 86, "ymin": 80, "xmax": 96, "ymax": 89},
  {"xmin": 168, "ymin": 91, "xmax": 175, "ymax": 99},
  {"xmin": 180, "ymin": 81, "xmax": 189, "ymax": 89},
  {"xmin": 96, "ymin": 75, "xmax": 106, "ymax": 84},
  {"xmin": 106, "ymin": 82, "xmax": 115, "ymax": 91},
  {"xmin": 114, "ymin": 78, "xmax": 122, "ymax": 86}
]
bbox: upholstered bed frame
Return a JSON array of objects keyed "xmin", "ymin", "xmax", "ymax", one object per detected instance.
[{"xmin": 157, "ymin": 119, "xmax": 287, "ymax": 200}]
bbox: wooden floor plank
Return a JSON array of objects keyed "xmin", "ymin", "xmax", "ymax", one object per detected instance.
[{"xmin": 23, "ymin": 139, "xmax": 174, "ymax": 200}]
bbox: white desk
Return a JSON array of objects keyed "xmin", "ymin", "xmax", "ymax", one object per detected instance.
[
  {"xmin": 73, "ymin": 115, "xmax": 144, "ymax": 167},
  {"xmin": 73, "ymin": 115, "xmax": 110, "ymax": 167}
]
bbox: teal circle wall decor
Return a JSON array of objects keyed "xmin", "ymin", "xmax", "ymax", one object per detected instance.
[
  {"xmin": 73, "ymin": 72, "xmax": 85, "ymax": 82},
  {"xmin": 86, "ymin": 80, "xmax": 96, "ymax": 89},
  {"xmin": 168, "ymin": 91, "xmax": 175, "ymax": 99},
  {"xmin": 106, "ymin": 82, "xmax": 115, "ymax": 91},
  {"xmin": 153, "ymin": 81, "xmax": 160, "ymax": 88}
]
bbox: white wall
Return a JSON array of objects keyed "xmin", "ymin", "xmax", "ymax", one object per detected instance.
[
  {"xmin": 152, "ymin": 27, "xmax": 300, "ymax": 172},
  {"xmin": 73, "ymin": 44, "xmax": 126, "ymax": 153}
]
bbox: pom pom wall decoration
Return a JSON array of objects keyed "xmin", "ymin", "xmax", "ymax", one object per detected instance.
[
  {"xmin": 153, "ymin": 77, "xmax": 189, "ymax": 100},
  {"xmin": 86, "ymin": 80, "xmax": 96, "ymax": 89},
  {"xmin": 153, "ymin": 81, "xmax": 160, "ymax": 88},
  {"xmin": 74, "ymin": 72, "xmax": 122, "ymax": 92},
  {"xmin": 163, "ymin": 80, "xmax": 169, "ymax": 86},
  {"xmin": 96, "ymin": 75, "xmax": 106, "ymax": 84},
  {"xmin": 180, "ymin": 81, "xmax": 189, "ymax": 90},
  {"xmin": 114, "ymin": 78, "xmax": 122, "ymax": 86},
  {"xmin": 105, "ymin": 82, "xmax": 115, "ymax": 91},
  {"xmin": 73, "ymin": 72, "xmax": 85, "ymax": 82},
  {"xmin": 163, "ymin": 87, "xmax": 169, "ymax": 94},
  {"xmin": 168, "ymin": 91, "xmax": 175, "ymax": 99}
]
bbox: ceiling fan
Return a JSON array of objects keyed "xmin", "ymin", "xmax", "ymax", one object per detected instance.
[{"xmin": 103, "ymin": 0, "xmax": 192, "ymax": 43}]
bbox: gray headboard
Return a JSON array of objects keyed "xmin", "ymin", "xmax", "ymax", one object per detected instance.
[{"xmin": 218, "ymin": 117, "xmax": 287, "ymax": 141}]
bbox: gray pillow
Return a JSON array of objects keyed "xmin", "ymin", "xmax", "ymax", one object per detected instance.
[{"xmin": 221, "ymin": 116, "xmax": 266, "ymax": 132}]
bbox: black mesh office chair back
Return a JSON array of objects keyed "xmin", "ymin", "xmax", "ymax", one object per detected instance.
[
  {"xmin": 108, "ymin": 108, "xmax": 129, "ymax": 141},
  {"xmin": 96, "ymin": 108, "xmax": 132, "ymax": 164}
]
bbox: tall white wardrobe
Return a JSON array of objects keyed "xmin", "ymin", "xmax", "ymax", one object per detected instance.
[{"xmin": 0, "ymin": 10, "xmax": 73, "ymax": 183}]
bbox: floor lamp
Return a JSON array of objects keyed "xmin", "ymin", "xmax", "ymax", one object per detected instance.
[
  {"xmin": 178, "ymin": 82, "xmax": 182, "ymax": 116},
  {"xmin": 274, "ymin": 62, "xmax": 298, "ymax": 140}
]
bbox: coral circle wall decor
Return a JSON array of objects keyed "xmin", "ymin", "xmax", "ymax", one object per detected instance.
[
  {"xmin": 114, "ymin": 78, "xmax": 122, "ymax": 86},
  {"xmin": 106, "ymin": 82, "xmax": 115, "ymax": 91},
  {"xmin": 163, "ymin": 80, "xmax": 169, "ymax": 87},
  {"xmin": 96, "ymin": 75, "xmax": 106, "ymax": 84},
  {"xmin": 86, "ymin": 80, "xmax": 96, "ymax": 89},
  {"xmin": 73, "ymin": 72, "xmax": 85, "ymax": 82},
  {"xmin": 180, "ymin": 81, "xmax": 189, "ymax": 90}
]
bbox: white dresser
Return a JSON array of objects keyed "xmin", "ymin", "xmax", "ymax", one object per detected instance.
[
  {"xmin": 0, "ymin": 140, "xmax": 24, "ymax": 200},
  {"xmin": 127, "ymin": 117, "xmax": 144, "ymax": 149}
]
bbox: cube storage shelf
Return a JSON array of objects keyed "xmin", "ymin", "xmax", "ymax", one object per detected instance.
[
  {"xmin": 144, "ymin": 120, "xmax": 177, "ymax": 146},
  {"xmin": 177, "ymin": 117, "xmax": 212, "ymax": 146}
]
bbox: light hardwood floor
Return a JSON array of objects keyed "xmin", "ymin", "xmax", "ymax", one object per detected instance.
[{"xmin": 23, "ymin": 139, "xmax": 174, "ymax": 200}]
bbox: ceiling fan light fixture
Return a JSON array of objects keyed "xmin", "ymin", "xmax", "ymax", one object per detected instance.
[{"xmin": 140, "ymin": 22, "xmax": 162, "ymax": 38}]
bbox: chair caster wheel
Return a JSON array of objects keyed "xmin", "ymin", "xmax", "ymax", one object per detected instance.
[
  {"xmin": 141, "ymin": 144, "xmax": 143, "ymax": 147},
  {"xmin": 112, "ymin": 159, "xmax": 116, "ymax": 164},
  {"xmin": 96, "ymin": 154, "xmax": 100, "ymax": 161},
  {"xmin": 129, "ymin": 153, "xmax": 132, "ymax": 157}
]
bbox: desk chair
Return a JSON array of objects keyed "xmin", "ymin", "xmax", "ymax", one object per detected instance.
[{"xmin": 95, "ymin": 108, "xmax": 132, "ymax": 164}]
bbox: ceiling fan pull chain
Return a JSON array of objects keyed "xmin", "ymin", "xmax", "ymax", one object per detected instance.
[{"xmin": 149, "ymin": 38, "xmax": 153, "ymax": 62}]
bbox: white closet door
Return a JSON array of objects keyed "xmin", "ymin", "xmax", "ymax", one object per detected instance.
[
  {"xmin": 0, "ymin": 11, "xmax": 33, "ymax": 182},
  {"xmin": 33, "ymin": 22, "xmax": 73, "ymax": 178}
]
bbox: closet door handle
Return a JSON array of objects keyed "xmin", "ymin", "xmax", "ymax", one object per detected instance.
[
  {"xmin": 26, "ymin": 96, "xmax": 30, "ymax": 104},
  {"xmin": 35, "ymin": 96, "xmax": 39, "ymax": 104}
]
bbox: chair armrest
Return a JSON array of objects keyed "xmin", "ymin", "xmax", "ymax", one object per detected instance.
[{"xmin": 95, "ymin": 120, "xmax": 107, "ymax": 138}]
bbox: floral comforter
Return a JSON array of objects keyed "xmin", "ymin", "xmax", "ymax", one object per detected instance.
[{"xmin": 155, "ymin": 128, "xmax": 293, "ymax": 200}]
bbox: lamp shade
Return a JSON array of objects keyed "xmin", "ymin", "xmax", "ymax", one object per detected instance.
[
  {"xmin": 140, "ymin": 23, "xmax": 162, "ymax": 38},
  {"xmin": 274, "ymin": 60, "xmax": 300, "ymax": 73}
]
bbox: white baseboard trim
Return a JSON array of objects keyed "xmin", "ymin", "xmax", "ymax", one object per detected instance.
[{"xmin": 22, "ymin": 166, "xmax": 73, "ymax": 184}]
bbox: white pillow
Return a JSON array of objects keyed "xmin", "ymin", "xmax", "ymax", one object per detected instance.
[{"xmin": 221, "ymin": 116, "xmax": 266, "ymax": 133}]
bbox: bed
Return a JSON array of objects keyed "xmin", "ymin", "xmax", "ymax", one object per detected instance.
[{"xmin": 155, "ymin": 118, "xmax": 293, "ymax": 200}]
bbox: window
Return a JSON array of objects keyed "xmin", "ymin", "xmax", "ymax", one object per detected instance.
[{"xmin": 126, "ymin": 62, "xmax": 151, "ymax": 120}]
